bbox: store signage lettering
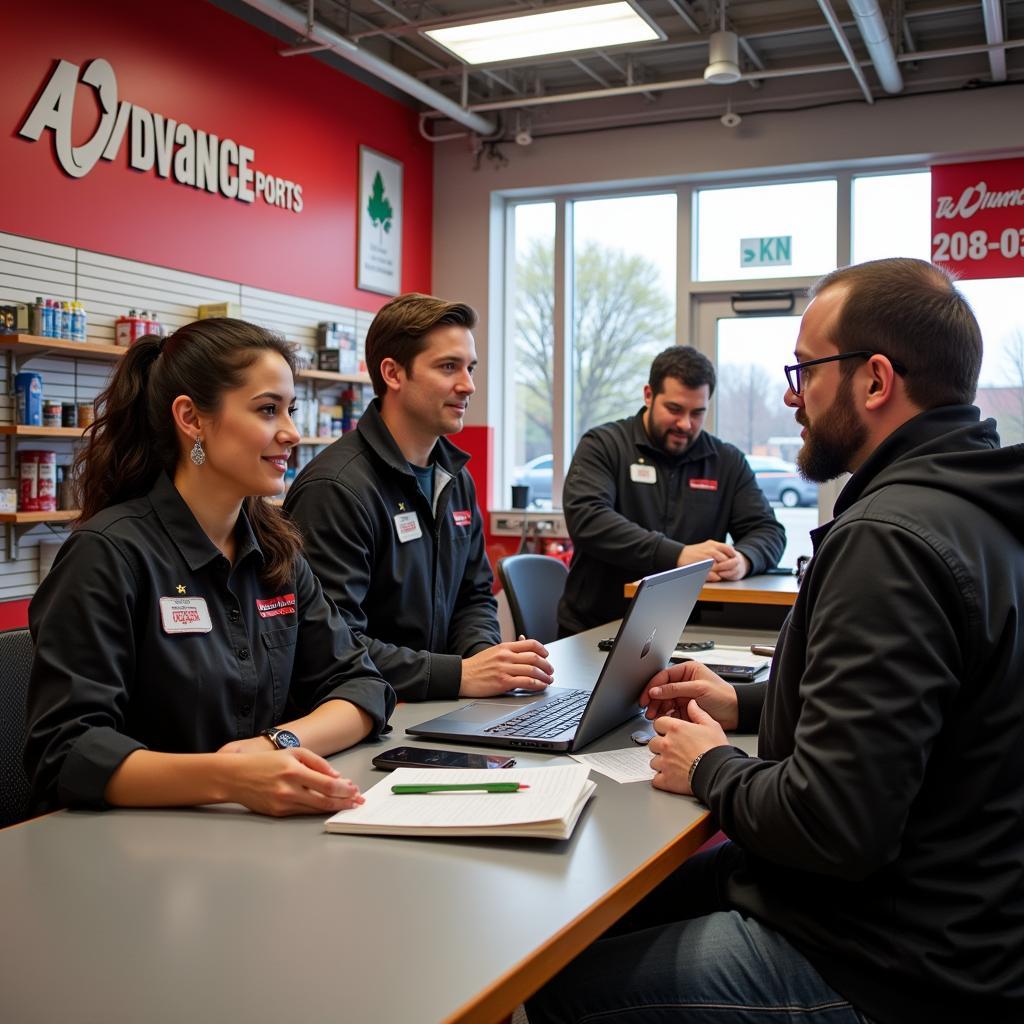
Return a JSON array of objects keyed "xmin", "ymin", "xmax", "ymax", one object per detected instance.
[
  {"xmin": 931, "ymin": 158, "xmax": 1024, "ymax": 281},
  {"xmin": 18, "ymin": 58, "xmax": 303, "ymax": 213}
]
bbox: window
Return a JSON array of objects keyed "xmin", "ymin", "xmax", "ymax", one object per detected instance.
[
  {"xmin": 571, "ymin": 194, "xmax": 676, "ymax": 447},
  {"xmin": 852, "ymin": 172, "xmax": 931, "ymax": 263},
  {"xmin": 695, "ymin": 179, "xmax": 838, "ymax": 281},
  {"xmin": 504, "ymin": 192, "xmax": 676, "ymax": 507},
  {"xmin": 506, "ymin": 202, "xmax": 555, "ymax": 507},
  {"xmin": 959, "ymin": 278, "xmax": 1024, "ymax": 446},
  {"xmin": 714, "ymin": 314, "xmax": 814, "ymax": 566}
]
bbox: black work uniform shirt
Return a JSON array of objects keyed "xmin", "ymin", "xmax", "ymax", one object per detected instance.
[
  {"xmin": 25, "ymin": 472, "xmax": 395, "ymax": 813},
  {"xmin": 559, "ymin": 409, "xmax": 786, "ymax": 635},
  {"xmin": 283, "ymin": 399, "xmax": 500, "ymax": 702}
]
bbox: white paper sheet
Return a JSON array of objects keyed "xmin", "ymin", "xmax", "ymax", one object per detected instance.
[{"xmin": 569, "ymin": 746, "xmax": 656, "ymax": 784}]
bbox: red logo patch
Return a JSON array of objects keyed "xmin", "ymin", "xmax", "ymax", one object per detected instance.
[
  {"xmin": 689, "ymin": 478, "xmax": 718, "ymax": 491},
  {"xmin": 256, "ymin": 593, "xmax": 296, "ymax": 618},
  {"xmin": 452, "ymin": 509, "xmax": 472, "ymax": 527}
]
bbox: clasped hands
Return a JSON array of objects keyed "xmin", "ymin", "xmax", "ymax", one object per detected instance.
[
  {"xmin": 638, "ymin": 660, "xmax": 738, "ymax": 795},
  {"xmin": 678, "ymin": 539, "xmax": 751, "ymax": 582}
]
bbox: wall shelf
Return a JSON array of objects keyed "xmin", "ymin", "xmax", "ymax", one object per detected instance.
[
  {"xmin": 0, "ymin": 333, "xmax": 124, "ymax": 368},
  {"xmin": 296, "ymin": 367, "xmax": 370, "ymax": 385},
  {"xmin": 0, "ymin": 509, "xmax": 78, "ymax": 560},
  {"xmin": 0, "ymin": 425, "xmax": 87, "ymax": 438}
]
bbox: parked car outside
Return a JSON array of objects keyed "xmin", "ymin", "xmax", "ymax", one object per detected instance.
[
  {"xmin": 745, "ymin": 455, "xmax": 818, "ymax": 508},
  {"xmin": 511, "ymin": 453, "xmax": 553, "ymax": 505}
]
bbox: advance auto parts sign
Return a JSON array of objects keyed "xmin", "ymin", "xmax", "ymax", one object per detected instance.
[
  {"xmin": 18, "ymin": 58, "xmax": 303, "ymax": 213},
  {"xmin": 931, "ymin": 157, "xmax": 1024, "ymax": 280}
]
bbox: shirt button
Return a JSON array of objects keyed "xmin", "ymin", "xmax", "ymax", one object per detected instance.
[
  {"xmin": 240, "ymin": 703, "xmax": 252, "ymax": 715},
  {"xmin": 229, "ymin": 608, "xmax": 240, "ymax": 622},
  {"xmin": 238, "ymin": 647, "xmax": 250, "ymax": 660}
]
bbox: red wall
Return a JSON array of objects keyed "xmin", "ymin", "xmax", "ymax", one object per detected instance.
[{"xmin": 0, "ymin": 0, "xmax": 432, "ymax": 308}]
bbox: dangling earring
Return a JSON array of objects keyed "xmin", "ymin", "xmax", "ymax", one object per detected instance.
[{"xmin": 190, "ymin": 436, "xmax": 206, "ymax": 466}]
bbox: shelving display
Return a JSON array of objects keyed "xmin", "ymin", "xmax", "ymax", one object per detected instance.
[{"xmin": 0, "ymin": 333, "xmax": 369, "ymax": 558}]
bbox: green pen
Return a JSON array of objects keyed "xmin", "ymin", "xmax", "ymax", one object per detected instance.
[{"xmin": 391, "ymin": 782, "xmax": 528, "ymax": 794}]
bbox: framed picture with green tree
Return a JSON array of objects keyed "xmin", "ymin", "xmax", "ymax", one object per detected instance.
[{"xmin": 358, "ymin": 146, "xmax": 403, "ymax": 295}]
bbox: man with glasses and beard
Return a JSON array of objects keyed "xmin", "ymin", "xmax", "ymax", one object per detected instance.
[
  {"xmin": 528, "ymin": 258, "xmax": 1024, "ymax": 1024},
  {"xmin": 558, "ymin": 345, "xmax": 786, "ymax": 636}
]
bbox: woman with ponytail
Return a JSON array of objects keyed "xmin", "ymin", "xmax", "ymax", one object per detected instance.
[{"xmin": 25, "ymin": 318, "xmax": 395, "ymax": 816}]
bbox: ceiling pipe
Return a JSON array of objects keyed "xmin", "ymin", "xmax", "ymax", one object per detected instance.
[
  {"xmin": 815, "ymin": 0, "xmax": 875, "ymax": 102},
  {"xmin": 240, "ymin": 0, "xmax": 497, "ymax": 135},
  {"xmin": 981, "ymin": 0, "xmax": 1008, "ymax": 81},
  {"xmin": 847, "ymin": 0, "xmax": 904, "ymax": 93}
]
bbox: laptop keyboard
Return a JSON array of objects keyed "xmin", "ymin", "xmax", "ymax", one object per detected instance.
[{"xmin": 484, "ymin": 688, "xmax": 591, "ymax": 739}]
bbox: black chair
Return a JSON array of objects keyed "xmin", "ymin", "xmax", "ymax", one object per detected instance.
[
  {"xmin": 496, "ymin": 554, "xmax": 569, "ymax": 646},
  {"xmin": 0, "ymin": 628, "xmax": 34, "ymax": 827}
]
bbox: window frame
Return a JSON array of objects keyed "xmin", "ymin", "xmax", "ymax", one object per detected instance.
[{"xmin": 494, "ymin": 165, "xmax": 930, "ymax": 510}]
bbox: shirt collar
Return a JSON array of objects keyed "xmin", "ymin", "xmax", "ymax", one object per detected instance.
[
  {"xmin": 628, "ymin": 407, "xmax": 713, "ymax": 464},
  {"xmin": 357, "ymin": 398, "xmax": 471, "ymax": 477},
  {"xmin": 148, "ymin": 472, "xmax": 263, "ymax": 572}
]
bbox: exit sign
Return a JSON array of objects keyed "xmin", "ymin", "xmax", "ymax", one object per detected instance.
[{"xmin": 741, "ymin": 236, "xmax": 792, "ymax": 268}]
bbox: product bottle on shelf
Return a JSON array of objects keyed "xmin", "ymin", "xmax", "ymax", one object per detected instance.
[
  {"xmin": 60, "ymin": 302, "xmax": 72, "ymax": 340},
  {"xmin": 42, "ymin": 299, "xmax": 55, "ymax": 338},
  {"xmin": 72, "ymin": 302, "xmax": 86, "ymax": 342},
  {"xmin": 31, "ymin": 297, "xmax": 44, "ymax": 336}
]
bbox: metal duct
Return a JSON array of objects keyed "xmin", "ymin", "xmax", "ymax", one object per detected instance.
[
  {"xmin": 847, "ymin": 0, "xmax": 903, "ymax": 93},
  {"xmin": 982, "ymin": 0, "xmax": 1008, "ymax": 81},
  {"xmin": 240, "ymin": 0, "xmax": 497, "ymax": 136}
]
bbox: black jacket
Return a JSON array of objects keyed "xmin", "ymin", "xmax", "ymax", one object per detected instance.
[
  {"xmin": 558, "ymin": 410, "xmax": 786, "ymax": 634},
  {"xmin": 693, "ymin": 406, "xmax": 1024, "ymax": 1023},
  {"xmin": 283, "ymin": 400, "xmax": 499, "ymax": 701},
  {"xmin": 25, "ymin": 473, "xmax": 395, "ymax": 812}
]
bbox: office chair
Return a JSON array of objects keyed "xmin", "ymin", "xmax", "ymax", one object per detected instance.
[
  {"xmin": 0, "ymin": 628, "xmax": 34, "ymax": 827},
  {"xmin": 496, "ymin": 554, "xmax": 569, "ymax": 646}
]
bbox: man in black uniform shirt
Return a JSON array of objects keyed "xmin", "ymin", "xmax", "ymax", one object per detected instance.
[
  {"xmin": 558, "ymin": 345, "xmax": 785, "ymax": 635},
  {"xmin": 285, "ymin": 293, "xmax": 552, "ymax": 702}
]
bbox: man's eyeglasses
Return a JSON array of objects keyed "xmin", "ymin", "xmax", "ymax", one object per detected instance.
[{"xmin": 784, "ymin": 351, "xmax": 908, "ymax": 396}]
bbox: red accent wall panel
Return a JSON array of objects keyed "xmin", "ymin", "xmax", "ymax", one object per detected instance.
[
  {"xmin": 0, "ymin": 600, "xmax": 30, "ymax": 631},
  {"xmin": 0, "ymin": 0, "xmax": 432, "ymax": 308}
]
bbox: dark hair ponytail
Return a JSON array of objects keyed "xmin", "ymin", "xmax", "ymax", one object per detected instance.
[{"xmin": 74, "ymin": 318, "xmax": 303, "ymax": 589}]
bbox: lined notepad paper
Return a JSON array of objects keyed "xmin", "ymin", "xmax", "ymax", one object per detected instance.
[{"xmin": 325, "ymin": 764, "xmax": 595, "ymax": 840}]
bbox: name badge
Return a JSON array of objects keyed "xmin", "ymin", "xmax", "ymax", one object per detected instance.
[
  {"xmin": 689, "ymin": 478, "xmax": 718, "ymax": 491},
  {"xmin": 160, "ymin": 596, "xmax": 213, "ymax": 634},
  {"xmin": 630, "ymin": 463, "xmax": 657, "ymax": 484},
  {"xmin": 394, "ymin": 510, "xmax": 423, "ymax": 543},
  {"xmin": 452, "ymin": 509, "xmax": 472, "ymax": 528}
]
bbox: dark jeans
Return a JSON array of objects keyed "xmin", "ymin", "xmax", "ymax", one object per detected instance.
[{"xmin": 526, "ymin": 842, "xmax": 870, "ymax": 1024}]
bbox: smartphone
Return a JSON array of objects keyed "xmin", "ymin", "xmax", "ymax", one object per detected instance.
[
  {"xmin": 371, "ymin": 746, "xmax": 517, "ymax": 770},
  {"xmin": 669, "ymin": 657, "xmax": 764, "ymax": 682}
]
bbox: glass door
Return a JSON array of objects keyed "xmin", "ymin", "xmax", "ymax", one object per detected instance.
[{"xmin": 695, "ymin": 295, "xmax": 824, "ymax": 568}]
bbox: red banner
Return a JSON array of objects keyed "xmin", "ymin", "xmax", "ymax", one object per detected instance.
[{"xmin": 931, "ymin": 158, "xmax": 1024, "ymax": 280}]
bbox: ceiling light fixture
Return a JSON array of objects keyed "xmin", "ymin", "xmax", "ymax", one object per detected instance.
[
  {"xmin": 423, "ymin": 1, "xmax": 662, "ymax": 66},
  {"xmin": 704, "ymin": 1, "xmax": 742, "ymax": 84}
]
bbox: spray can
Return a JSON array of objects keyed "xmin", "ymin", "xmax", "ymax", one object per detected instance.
[{"xmin": 42, "ymin": 299, "xmax": 55, "ymax": 338}]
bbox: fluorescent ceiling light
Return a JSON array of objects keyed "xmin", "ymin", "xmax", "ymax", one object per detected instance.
[{"xmin": 423, "ymin": 2, "xmax": 661, "ymax": 65}]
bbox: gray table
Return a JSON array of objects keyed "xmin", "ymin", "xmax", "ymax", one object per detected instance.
[{"xmin": 0, "ymin": 624, "xmax": 769, "ymax": 1024}]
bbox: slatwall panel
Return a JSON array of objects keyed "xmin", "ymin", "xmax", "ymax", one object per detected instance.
[{"xmin": 0, "ymin": 231, "xmax": 372, "ymax": 601}]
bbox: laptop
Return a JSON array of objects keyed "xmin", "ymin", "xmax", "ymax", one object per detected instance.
[{"xmin": 406, "ymin": 559, "xmax": 712, "ymax": 753}]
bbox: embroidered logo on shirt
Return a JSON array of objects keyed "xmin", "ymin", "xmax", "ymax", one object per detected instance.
[
  {"xmin": 256, "ymin": 593, "xmax": 297, "ymax": 619},
  {"xmin": 452, "ymin": 509, "xmax": 472, "ymax": 527},
  {"xmin": 159, "ymin": 596, "xmax": 213, "ymax": 634},
  {"xmin": 689, "ymin": 478, "xmax": 718, "ymax": 491}
]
